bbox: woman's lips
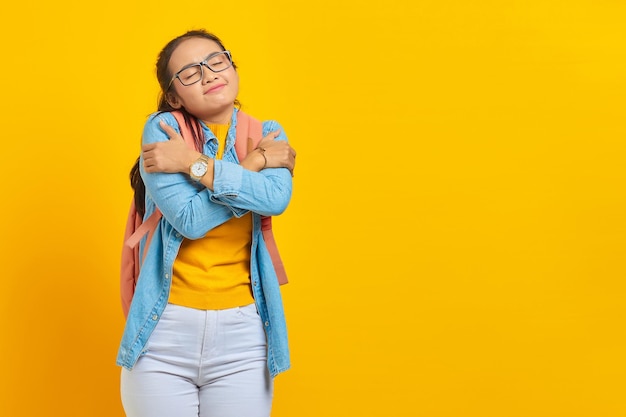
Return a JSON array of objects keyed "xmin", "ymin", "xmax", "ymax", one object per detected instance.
[{"xmin": 205, "ymin": 84, "xmax": 226, "ymax": 94}]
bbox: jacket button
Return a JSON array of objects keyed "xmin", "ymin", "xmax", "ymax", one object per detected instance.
[
  {"xmin": 165, "ymin": 273, "xmax": 170, "ymax": 279},
  {"xmin": 265, "ymin": 321, "xmax": 269, "ymax": 327},
  {"xmin": 152, "ymin": 315, "xmax": 158, "ymax": 321}
]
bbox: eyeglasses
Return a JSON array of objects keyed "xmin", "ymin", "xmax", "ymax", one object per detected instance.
[{"xmin": 167, "ymin": 50, "xmax": 233, "ymax": 90}]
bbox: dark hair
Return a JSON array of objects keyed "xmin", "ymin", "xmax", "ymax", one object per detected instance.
[{"xmin": 130, "ymin": 29, "xmax": 237, "ymax": 217}]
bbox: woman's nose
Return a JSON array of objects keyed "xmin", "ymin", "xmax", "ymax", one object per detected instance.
[{"xmin": 202, "ymin": 67, "xmax": 217, "ymax": 83}]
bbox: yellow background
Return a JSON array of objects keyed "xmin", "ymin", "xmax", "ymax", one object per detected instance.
[{"xmin": 1, "ymin": 1, "xmax": 625, "ymax": 416}]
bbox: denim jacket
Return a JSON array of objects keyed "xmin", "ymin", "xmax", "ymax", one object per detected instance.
[{"xmin": 116, "ymin": 108, "xmax": 291, "ymax": 378}]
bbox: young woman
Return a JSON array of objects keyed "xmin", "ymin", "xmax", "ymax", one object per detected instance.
[{"xmin": 117, "ymin": 29, "xmax": 296, "ymax": 417}]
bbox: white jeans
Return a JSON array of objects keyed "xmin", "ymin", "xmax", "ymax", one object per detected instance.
[{"xmin": 121, "ymin": 303, "xmax": 273, "ymax": 417}]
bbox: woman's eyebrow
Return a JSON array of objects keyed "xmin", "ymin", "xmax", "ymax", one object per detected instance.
[{"xmin": 179, "ymin": 51, "xmax": 223, "ymax": 70}]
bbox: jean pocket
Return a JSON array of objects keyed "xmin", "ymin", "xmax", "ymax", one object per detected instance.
[{"xmin": 236, "ymin": 303, "xmax": 261, "ymax": 321}]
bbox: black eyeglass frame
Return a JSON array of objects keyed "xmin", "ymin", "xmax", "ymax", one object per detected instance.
[{"xmin": 166, "ymin": 50, "xmax": 232, "ymax": 90}]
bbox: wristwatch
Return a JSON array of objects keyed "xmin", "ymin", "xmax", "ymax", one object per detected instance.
[{"xmin": 189, "ymin": 155, "xmax": 210, "ymax": 181}]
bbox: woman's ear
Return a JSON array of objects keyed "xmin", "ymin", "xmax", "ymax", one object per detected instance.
[{"xmin": 166, "ymin": 92, "xmax": 182, "ymax": 109}]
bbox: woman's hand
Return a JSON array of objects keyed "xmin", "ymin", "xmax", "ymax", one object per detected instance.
[
  {"xmin": 142, "ymin": 121, "xmax": 200, "ymax": 173},
  {"xmin": 241, "ymin": 130, "xmax": 297, "ymax": 175}
]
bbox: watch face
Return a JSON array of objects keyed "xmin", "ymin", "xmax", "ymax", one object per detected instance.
[{"xmin": 191, "ymin": 161, "xmax": 208, "ymax": 177}]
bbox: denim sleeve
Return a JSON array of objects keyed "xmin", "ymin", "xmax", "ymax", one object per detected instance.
[
  {"xmin": 211, "ymin": 119, "xmax": 293, "ymax": 217},
  {"xmin": 140, "ymin": 113, "xmax": 293, "ymax": 240},
  {"xmin": 140, "ymin": 112, "xmax": 233, "ymax": 240}
]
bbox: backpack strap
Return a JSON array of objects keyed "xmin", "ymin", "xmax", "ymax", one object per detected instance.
[
  {"xmin": 125, "ymin": 208, "xmax": 162, "ymax": 250},
  {"xmin": 235, "ymin": 110, "xmax": 263, "ymax": 156},
  {"xmin": 121, "ymin": 112, "xmax": 196, "ymax": 318},
  {"xmin": 261, "ymin": 217, "xmax": 288, "ymax": 285},
  {"xmin": 235, "ymin": 111, "xmax": 289, "ymax": 285},
  {"xmin": 124, "ymin": 111, "xmax": 194, "ymax": 252},
  {"xmin": 120, "ymin": 199, "xmax": 143, "ymax": 317}
]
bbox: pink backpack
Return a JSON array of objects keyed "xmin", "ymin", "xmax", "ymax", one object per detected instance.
[{"xmin": 120, "ymin": 110, "xmax": 288, "ymax": 318}]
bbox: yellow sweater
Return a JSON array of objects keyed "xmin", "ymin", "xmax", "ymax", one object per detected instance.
[{"xmin": 169, "ymin": 123, "xmax": 254, "ymax": 309}]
